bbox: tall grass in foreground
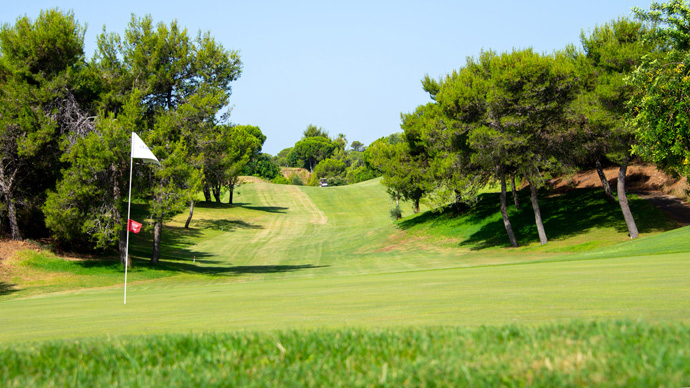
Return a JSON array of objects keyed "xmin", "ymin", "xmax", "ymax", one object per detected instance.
[{"xmin": 2, "ymin": 321, "xmax": 688, "ymax": 387}]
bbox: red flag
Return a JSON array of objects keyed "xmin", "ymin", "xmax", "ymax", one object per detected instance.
[{"xmin": 128, "ymin": 219, "xmax": 142, "ymax": 234}]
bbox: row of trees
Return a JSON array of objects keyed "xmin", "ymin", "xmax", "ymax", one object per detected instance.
[
  {"xmin": 274, "ymin": 124, "xmax": 378, "ymax": 186},
  {"xmin": 369, "ymin": 0, "xmax": 690, "ymax": 247},
  {"xmin": 0, "ymin": 9, "xmax": 262, "ymax": 264}
]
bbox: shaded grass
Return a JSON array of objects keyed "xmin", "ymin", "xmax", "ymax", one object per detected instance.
[
  {"xmin": 399, "ymin": 187, "xmax": 679, "ymax": 251},
  {"xmin": 2, "ymin": 321, "xmax": 689, "ymax": 387}
]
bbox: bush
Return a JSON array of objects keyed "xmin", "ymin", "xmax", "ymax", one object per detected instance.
[
  {"xmin": 313, "ymin": 158, "xmax": 347, "ymax": 180},
  {"xmin": 390, "ymin": 205, "xmax": 402, "ymax": 221},
  {"xmin": 307, "ymin": 174, "xmax": 319, "ymax": 186},
  {"xmin": 290, "ymin": 174, "xmax": 304, "ymax": 186},
  {"xmin": 346, "ymin": 165, "xmax": 378, "ymax": 184},
  {"xmin": 243, "ymin": 153, "xmax": 281, "ymax": 180},
  {"xmin": 327, "ymin": 177, "xmax": 348, "ymax": 187},
  {"xmin": 272, "ymin": 176, "xmax": 289, "ymax": 185}
]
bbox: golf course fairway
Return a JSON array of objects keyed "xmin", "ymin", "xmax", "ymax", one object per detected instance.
[{"xmin": 2, "ymin": 179, "xmax": 689, "ymax": 343}]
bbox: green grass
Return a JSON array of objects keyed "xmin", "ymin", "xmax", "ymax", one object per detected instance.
[
  {"xmin": 1, "ymin": 177, "xmax": 689, "ymax": 384},
  {"xmin": 2, "ymin": 321, "xmax": 689, "ymax": 387},
  {"xmin": 2, "ymin": 249, "xmax": 689, "ymax": 343}
]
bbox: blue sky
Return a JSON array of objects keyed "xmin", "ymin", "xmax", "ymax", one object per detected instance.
[{"xmin": 4, "ymin": 1, "xmax": 652, "ymax": 155}]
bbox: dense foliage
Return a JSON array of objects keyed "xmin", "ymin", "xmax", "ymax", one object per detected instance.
[
  {"xmin": 0, "ymin": 10, "xmax": 261, "ymax": 265},
  {"xmin": 371, "ymin": 0, "xmax": 690, "ymax": 246}
]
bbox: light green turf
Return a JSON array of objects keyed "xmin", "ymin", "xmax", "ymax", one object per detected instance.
[
  {"xmin": 1, "ymin": 251, "xmax": 689, "ymax": 343},
  {"xmin": 1, "ymin": 179, "xmax": 689, "ymax": 344}
]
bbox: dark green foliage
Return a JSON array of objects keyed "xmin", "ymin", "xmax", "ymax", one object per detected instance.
[
  {"xmin": 290, "ymin": 136, "xmax": 336, "ymax": 172},
  {"xmin": 389, "ymin": 204, "xmax": 402, "ymax": 220},
  {"xmin": 273, "ymin": 147, "xmax": 293, "ymax": 167},
  {"xmin": 326, "ymin": 176, "xmax": 348, "ymax": 186},
  {"xmin": 366, "ymin": 135, "xmax": 430, "ymax": 214},
  {"xmin": 243, "ymin": 153, "xmax": 281, "ymax": 180},
  {"xmin": 290, "ymin": 174, "xmax": 304, "ymax": 186},
  {"xmin": 302, "ymin": 124, "xmax": 329, "ymax": 139},
  {"xmin": 2, "ymin": 321, "xmax": 689, "ymax": 386},
  {"xmin": 0, "ymin": 9, "xmax": 88, "ymax": 240},
  {"xmin": 346, "ymin": 165, "xmax": 378, "ymax": 184},
  {"xmin": 630, "ymin": 1, "xmax": 690, "ymax": 178},
  {"xmin": 313, "ymin": 158, "xmax": 346, "ymax": 179},
  {"xmin": 272, "ymin": 175, "xmax": 289, "ymax": 184},
  {"xmin": 350, "ymin": 140, "xmax": 365, "ymax": 152}
]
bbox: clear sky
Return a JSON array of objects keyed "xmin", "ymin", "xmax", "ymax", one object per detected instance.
[{"xmin": 3, "ymin": 1, "xmax": 653, "ymax": 155}]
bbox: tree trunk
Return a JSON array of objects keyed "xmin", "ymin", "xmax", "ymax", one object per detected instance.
[
  {"xmin": 4, "ymin": 192, "xmax": 21, "ymax": 241},
  {"xmin": 499, "ymin": 168, "xmax": 519, "ymax": 247},
  {"xmin": 212, "ymin": 185, "xmax": 221, "ymax": 203},
  {"xmin": 151, "ymin": 217, "xmax": 163, "ymax": 264},
  {"xmin": 524, "ymin": 174, "xmax": 548, "ymax": 245},
  {"xmin": 113, "ymin": 168, "xmax": 128, "ymax": 266},
  {"xmin": 413, "ymin": 198, "xmax": 420, "ymax": 214},
  {"xmin": 595, "ymin": 159, "xmax": 616, "ymax": 203},
  {"xmin": 0, "ymin": 165, "xmax": 21, "ymax": 241},
  {"xmin": 203, "ymin": 184, "xmax": 211, "ymax": 202},
  {"xmin": 510, "ymin": 171, "xmax": 520, "ymax": 210},
  {"xmin": 184, "ymin": 200, "xmax": 194, "ymax": 229},
  {"xmin": 118, "ymin": 228, "xmax": 128, "ymax": 267},
  {"xmin": 228, "ymin": 184, "xmax": 234, "ymax": 205},
  {"xmin": 617, "ymin": 158, "xmax": 639, "ymax": 239}
]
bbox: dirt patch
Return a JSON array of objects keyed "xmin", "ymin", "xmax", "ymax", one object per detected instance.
[
  {"xmin": 238, "ymin": 176, "xmax": 268, "ymax": 184},
  {"xmin": 549, "ymin": 164, "xmax": 690, "ymax": 225},
  {"xmin": 281, "ymin": 167, "xmax": 311, "ymax": 182},
  {"xmin": 0, "ymin": 240, "xmax": 42, "ymax": 265},
  {"xmin": 549, "ymin": 164, "xmax": 690, "ymax": 200}
]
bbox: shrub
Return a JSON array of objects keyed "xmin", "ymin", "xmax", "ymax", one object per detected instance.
[
  {"xmin": 289, "ymin": 174, "xmax": 304, "ymax": 186},
  {"xmin": 327, "ymin": 177, "xmax": 347, "ymax": 187},
  {"xmin": 272, "ymin": 176, "xmax": 289, "ymax": 185},
  {"xmin": 390, "ymin": 205, "xmax": 402, "ymax": 221},
  {"xmin": 313, "ymin": 158, "xmax": 347, "ymax": 180},
  {"xmin": 346, "ymin": 165, "xmax": 378, "ymax": 184}
]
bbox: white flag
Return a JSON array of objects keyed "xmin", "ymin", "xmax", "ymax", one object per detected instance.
[{"xmin": 131, "ymin": 132, "xmax": 160, "ymax": 165}]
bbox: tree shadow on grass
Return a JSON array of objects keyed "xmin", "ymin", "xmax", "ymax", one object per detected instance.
[
  {"xmin": 0, "ymin": 281, "xmax": 18, "ymax": 296},
  {"xmin": 132, "ymin": 261, "xmax": 328, "ymax": 277},
  {"xmin": 195, "ymin": 201, "xmax": 247, "ymax": 209},
  {"xmin": 195, "ymin": 201, "xmax": 288, "ymax": 214},
  {"xmin": 399, "ymin": 188, "xmax": 680, "ymax": 251},
  {"xmin": 241, "ymin": 205, "xmax": 288, "ymax": 214},
  {"xmin": 194, "ymin": 219, "xmax": 263, "ymax": 231}
]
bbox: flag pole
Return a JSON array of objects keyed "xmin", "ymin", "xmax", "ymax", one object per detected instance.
[{"xmin": 124, "ymin": 151, "xmax": 134, "ymax": 305}]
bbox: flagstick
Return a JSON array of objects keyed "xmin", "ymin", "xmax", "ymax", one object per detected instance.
[{"xmin": 124, "ymin": 154, "xmax": 134, "ymax": 305}]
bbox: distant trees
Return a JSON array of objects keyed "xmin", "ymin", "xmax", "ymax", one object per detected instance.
[
  {"xmin": 291, "ymin": 136, "xmax": 336, "ymax": 172},
  {"xmin": 283, "ymin": 124, "xmax": 378, "ymax": 185}
]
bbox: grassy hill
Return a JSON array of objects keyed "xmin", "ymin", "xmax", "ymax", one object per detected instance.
[{"xmin": 1, "ymin": 177, "xmax": 689, "ymax": 385}]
